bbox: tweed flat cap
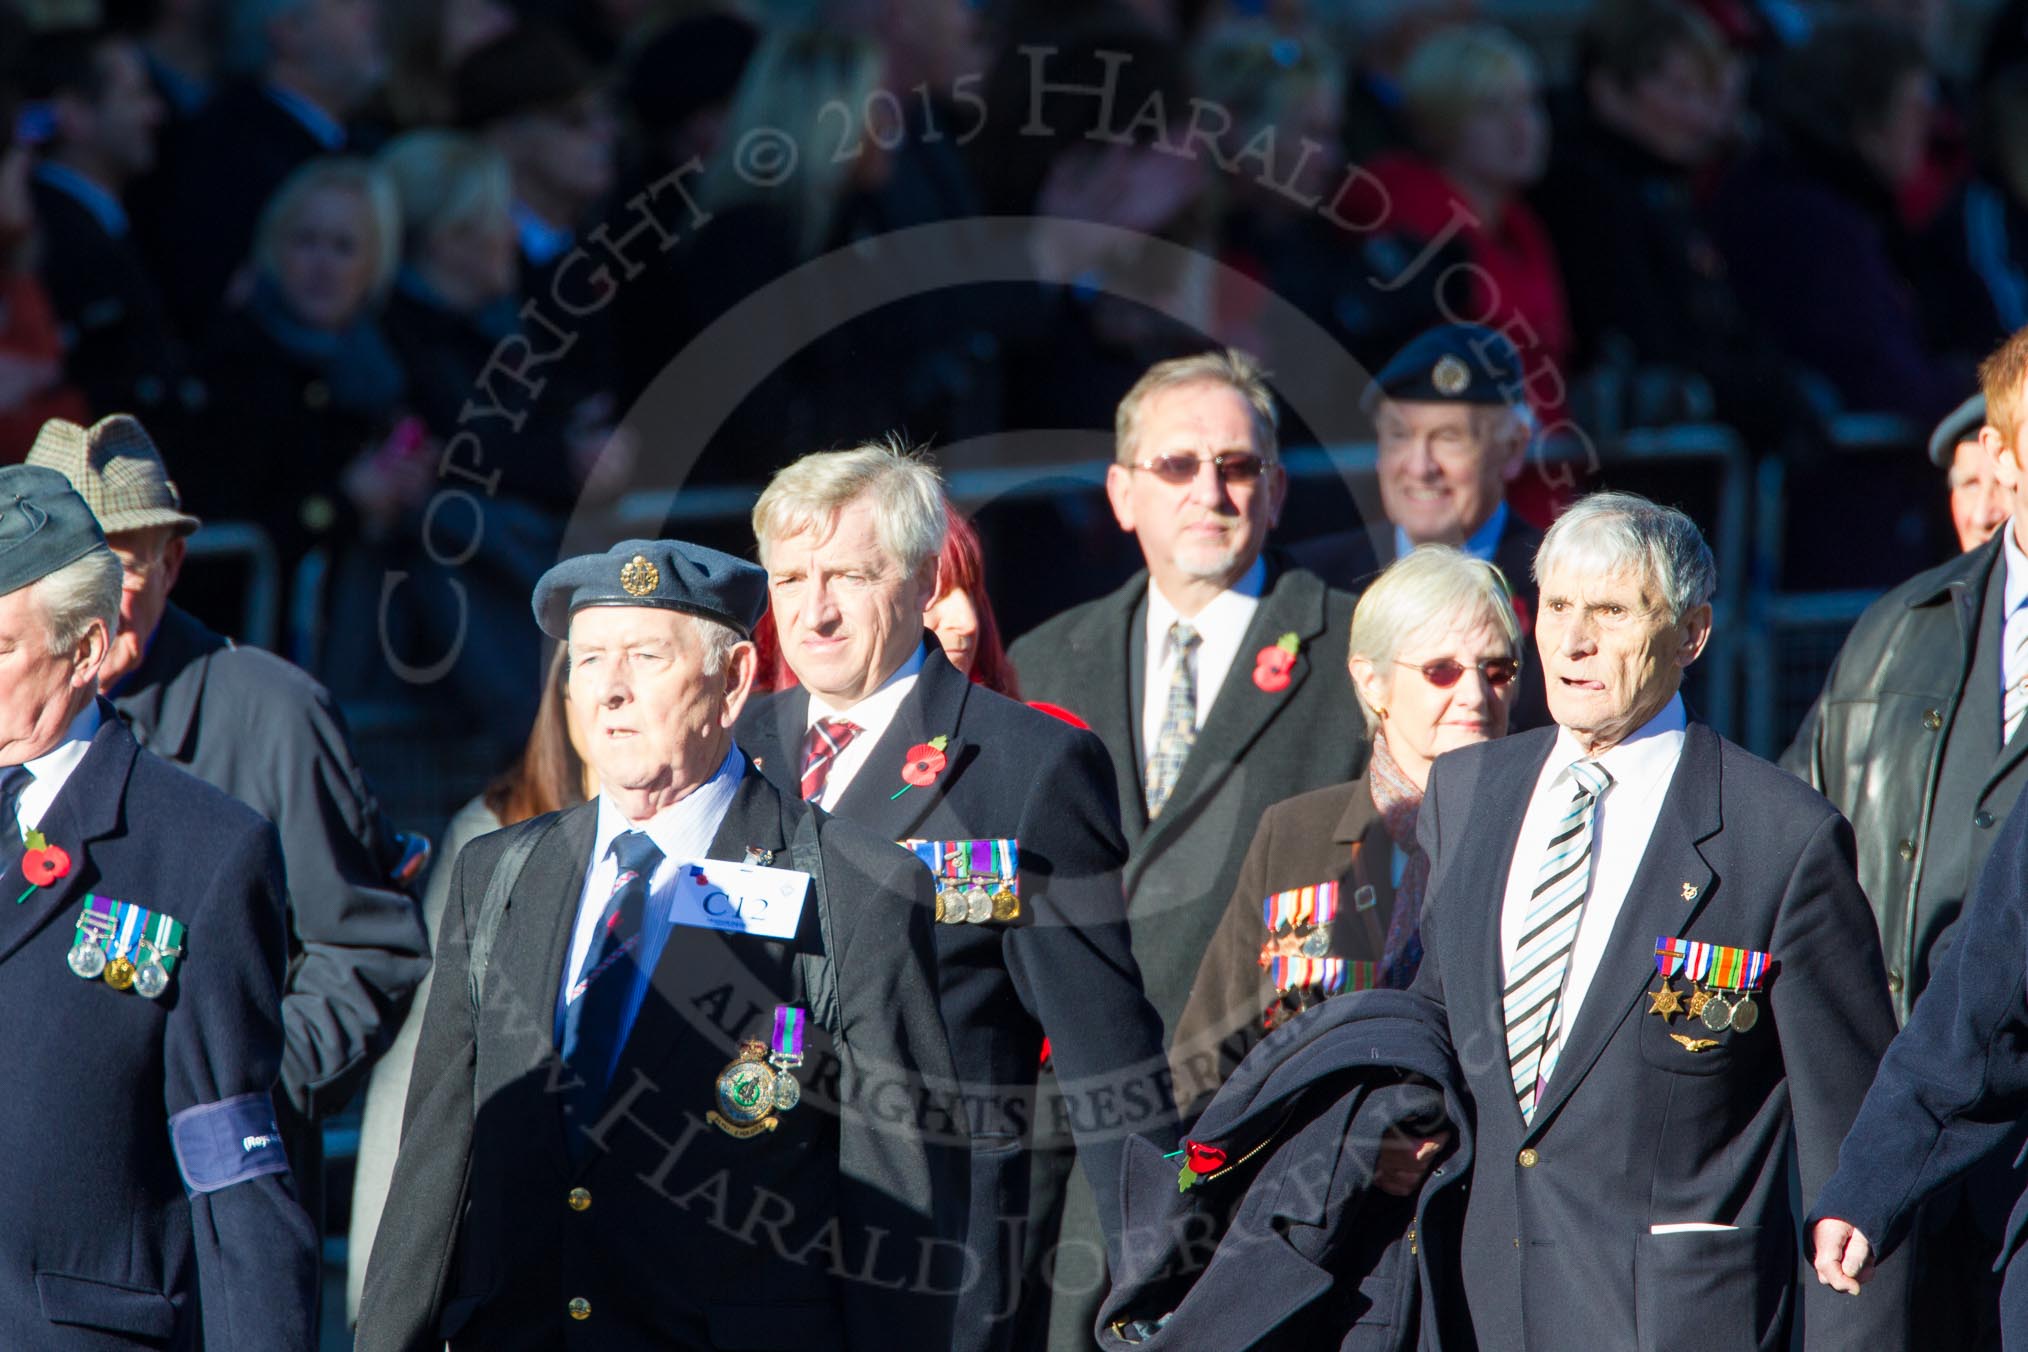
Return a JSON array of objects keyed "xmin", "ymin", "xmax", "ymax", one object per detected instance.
[
  {"xmin": 0, "ymin": 464, "xmax": 110, "ymax": 597},
  {"xmin": 534, "ymin": 539, "xmax": 767, "ymax": 641},
  {"xmin": 25, "ymin": 415, "xmax": 201, "ymax": 536},
  {"xmin": 1928, "ymin": 393, "xmax": 1986, "ymax": 468},
  {"xmin": 1368, "ymin": 324, "xmax": 1525, "ymax": 410}
]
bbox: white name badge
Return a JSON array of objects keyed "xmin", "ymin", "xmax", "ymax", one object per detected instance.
[{"xmin": 668, "ymin": 859, "xmax": 811, "ymax": 941}]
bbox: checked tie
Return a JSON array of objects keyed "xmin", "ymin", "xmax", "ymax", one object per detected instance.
[
  {"xmin": 560, "ymin": 829, "xmax": 663, "ymax": 1141},
  {"xmin": 1503, "ymin": 759, "xmax": 1614, "ymax": 1122},
  {"xmin": 1144, "ymin": 622, "xmax": 1201, "ymax": 818},
  {"xmin": 800, "ymin": 717, "xmax": 861, "ymax": 802}
]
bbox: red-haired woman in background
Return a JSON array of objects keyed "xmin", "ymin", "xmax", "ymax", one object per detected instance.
[{"xmin": 754, "ymin": 503, "xmax": 1020, "ymax": 696}]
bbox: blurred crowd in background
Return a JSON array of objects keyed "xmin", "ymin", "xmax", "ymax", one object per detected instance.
[{"xmin": 0, "ymin": 0, "xmax": 2012, "ymax": 848}]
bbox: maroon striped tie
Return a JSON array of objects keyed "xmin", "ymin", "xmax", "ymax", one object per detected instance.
[{"xmin": 799, "ymin": 717, "xmax": 862, "ymax": 801}]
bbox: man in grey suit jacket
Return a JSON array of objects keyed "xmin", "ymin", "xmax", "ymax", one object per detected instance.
[
  {"xmin": 1411, "ymin": 492, "xmax": 1907, "ymax": 1351},
  {"xmin": 1008, "ymin": 348, "xmax": 1362, "ymax": 1349}
]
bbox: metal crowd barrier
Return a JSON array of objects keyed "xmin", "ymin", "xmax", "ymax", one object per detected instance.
[{"xmin": 184, "ymin": 520, "xmax": 280, "ymax": 653}]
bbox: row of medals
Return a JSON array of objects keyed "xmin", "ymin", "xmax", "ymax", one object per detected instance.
[
  {"xmin": 1654, "ymin": 978, "xmax": 1760, "ymax": 1033},
  {"xmin": 934, "ymin": 881, "xmax": 1018, "ymax": 925},
  {"xmin": 713, "ymin": 1039, "xmax": 803, "ymax": 1137},
  {"xmin": 69, "ymin": 934, "xmax": 174, "ymax": 999}
]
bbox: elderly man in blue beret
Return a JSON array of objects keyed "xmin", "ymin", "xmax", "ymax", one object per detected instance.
[
  {"xmin": 0, "ymin": 464, "xmax": 317, "ymax": 1348},
  {"xmin": 358, "ymin": 539, "xmax": 968, "ymax": 1352}
]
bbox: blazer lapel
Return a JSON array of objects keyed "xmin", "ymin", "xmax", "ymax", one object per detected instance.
[
  {"xmin": 831, "ymin": 642, "xmax": 975, "ymax": 842},
  {"xmin": 1138, "ymin": 564, "xmax": 1333, "ymax": 859},
  {"xmin": 0, "ymin": 710, "xmax": 136, "ymax": 968},
  {"xmin": 739, "ymin": 686, "xmax": 809, "ymax": 787},
  {"xmin": 1526, "ymin": 722, "xmax": 1723, "ymax": 1137},
  {"xmin": 486, "ymin": 801, "xmax": 598, "ymax": 1175},
  {"xmin": 1455, "ymin": 732, "xmax": 1553, "ymax": 1140}
]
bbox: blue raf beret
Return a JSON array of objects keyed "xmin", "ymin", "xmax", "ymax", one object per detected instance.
[
  {"xmin": 0, "ymin": 463, "xmax": 109, "ymax": 598},
  {"xmin": 1368, "ymin": 324, "xmax": 1524, "ymax": 409},
  {"xmin": 1928, "ymin": 392, "xmax": 1986, "ymax": 468},
  {"xmin": 533, "ymin": 538, "xmax": 767, "ymax": 641}
]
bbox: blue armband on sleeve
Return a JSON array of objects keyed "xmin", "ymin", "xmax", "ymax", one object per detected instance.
[{"xmin": 169, "ymin": 1092, "xmax": 291, "ymax": 1194}]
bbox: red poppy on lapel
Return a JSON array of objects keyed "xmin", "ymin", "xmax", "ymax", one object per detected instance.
[
  {"xmin": 16, "ymin": 830, "xmax": 71, "ymax": 904},
  {"xmin": 891, "ymin": 735, "xmax": 951, "ymax": 799},
  {"xmin": 1253, "ymin": 632, "xmax": 1301, "ymax": 693}
]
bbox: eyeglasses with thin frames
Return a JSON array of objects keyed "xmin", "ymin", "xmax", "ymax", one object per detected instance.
[
  {"xmin": 1129, "ymin": 451, "xmax": 1272, "ymax": 486},
  {"xmin": 1395, "ymin": 657, "xmax": 1519, "ymax": 689}
]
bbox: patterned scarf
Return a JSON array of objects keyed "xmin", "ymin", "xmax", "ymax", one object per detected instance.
[{"xmin": 1367, "ymin": 732, "xmax": 1428, "ymax": 989}]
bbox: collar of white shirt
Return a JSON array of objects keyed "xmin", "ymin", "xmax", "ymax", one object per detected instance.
[
  {"xmin": 1143, "ymin": 555, "xmax": 1268, "ymax": 744},
  {"xmin": 586, "ymin": 742, "xmax": 745, "ymax": 886},
  {"xmin": 802, "ymin": 642, "xmax": 927, "ymax": 807},
  {"xmin": 2002, "ymin": 518, "xmax": 2028, "ymax": 618},
  {"xmin": 17, "ymin": 701, "xmax": 101, "ymax": 835},
  {"xmin": 1543, "ymin": 691, "xmax": 1688, "ymax": 792}
]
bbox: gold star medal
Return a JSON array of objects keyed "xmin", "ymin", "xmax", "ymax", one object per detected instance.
[{"xmin": 1647, "ymin": 980, "xmax": 1683, "ymax": 1021}]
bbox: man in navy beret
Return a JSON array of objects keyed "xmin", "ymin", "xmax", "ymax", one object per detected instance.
[
  {"xmin": 0, "ymin": 464, "xmax": 316, "ymax": 1348},
  {"xmin": 1294, "ymin": 324, "xmax": 1548, "ymax": 727},
  {"xmin": 359, "ymin": 538, "xmax": 968, "ymax": 1351},
  {"xmin": 1931, "ymin": 392, "xmax": 2010, "ymax": 554}
]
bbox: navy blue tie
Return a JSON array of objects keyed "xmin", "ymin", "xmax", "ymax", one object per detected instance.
[
  {"xmin": 0, "ymin": 766, "xmax": 32, "ymax": 874},
  {"xmin": 560, "ymin": 830, "xmax": 663, "ymax": 1136}
]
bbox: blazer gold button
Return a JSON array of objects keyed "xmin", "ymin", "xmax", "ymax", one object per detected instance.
[
  {"xmin": 1887, "ymin": 969, "xmax": 1904, "ymax": 994},
  {"xmin": 568, "ymin": 1297, "xmax": 591, "ymax": 1320},
  {"xmin": 1897, "ymin": 839, "xmax": 1915, "ymax": 861},
  {"xmin": 1923, "ymin": 709, "xmax": 1943, "ymax": 730},
  {"xmin": 1518, "ymin": 1148, "xmax": 1538, "ymax": 1168},
  {"xmin": 568, "ymin": 1187, "xmax": 591, "ymax": 1212}
]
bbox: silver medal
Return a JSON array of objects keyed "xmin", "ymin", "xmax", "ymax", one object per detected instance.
[
  {"xmin": 134, "ymin": 961, "xmax": 169, "ymax": 1000},
  {"xmin": 1700, "ymin": 993, "xmax": 1734, "ymax": 1033},
  {"xmin": 965, "ymin": 887, "xmax": 993, "ymax": 924},
  {"xmin": 772, "ymin": 1071, "xmax": 800, "ymax": 1111},
  {"xmin": 67, "ymin": 938, "xmax": 105, "ymax": 980},
  {"xmin": 1299, "ymin": 925, "xmax": 1332, "ymax": 959},
  {"xmin": 1727, "ymin": 995, "xmax": 1758, "ymax": 1033}
]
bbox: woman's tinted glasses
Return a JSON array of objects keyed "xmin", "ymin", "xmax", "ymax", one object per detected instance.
[{"xmin": 1397, "ymin": 658, "xmax": 1519, "ymax": 688}]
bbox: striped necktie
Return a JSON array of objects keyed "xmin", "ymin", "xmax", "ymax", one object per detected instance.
[
  {"xmin": 799, "ymin": 717, "xmax": 861, "ymax": 802},
  {"xmin": 1503, "ymin": 758, "xmax": 1615, "ymax": 1122},
  {"xmin": 2005, "ymin": 605, "xmax": 2028, "ymax": 747},
  {"xmin": 1144, "ymin": 622, "xmax": 1201, "ymax": 818},
  {"xmin": 560, "ymin": 829, "xmax": 663, "ymax": 1148}
]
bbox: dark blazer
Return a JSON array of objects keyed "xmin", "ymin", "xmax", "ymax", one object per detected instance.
[
  {"xmin": 1007, "ymin": 557, "xmax": 1366, "ymax": 1038},
  {"xmin": 1811, "ymin": 785, "xmax": 2028, "ymax": 1337},
  {"xmin": 1782, "ymin": 535, "xmax": 2025, "ymax": 1020},
  {"xmin": 1411, "ymin": 719, "xmax": 1908, "ymax": 1351},
  {"xmin": 0, "ymin": 707, "xmax": 316, "ymax": 1350},
  {"xmin": 1100, "ymin": 989, "xmax": 1469, "ymax": 1352},
  {"xmin": 112, "ymin": 602, "xmax": 429, "ymax": 1117},
  {"xmin": 355, "ymin": 759, "xmax": 967, "ymax": 1352},
  {"xmin": 30, "ymin": 173, "xmax": 194, "ymax": 420},
  {"xmin": 1289, "ymin": 513, "xmax": 1550, "ymax": 733},
  {"xmin": 1170, "ymin": 775, "xmax": 1394, "ymax": 1118},
  {"xmin": 736, "ymin": 641, "xmax": 1174, "ymax": 1349}
]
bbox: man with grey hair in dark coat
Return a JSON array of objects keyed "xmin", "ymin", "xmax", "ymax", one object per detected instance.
[
  {"xmin": 27, "ymin": 413, "xmax": 429, "ymax": 1236},
  {"xmin": 1412, "ymin": 490, "xmax": 1907, "ymax": 1350}
]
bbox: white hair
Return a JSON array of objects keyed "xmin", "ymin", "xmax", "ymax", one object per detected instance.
[
  {"xmin": 692, "ymin": 614, "xmax": 744, "ymax": 676},
  {"xmin": 32, "ymin": 549, "xmax": 121, "ymax": 656},
  {"xmin": 1534, "ymin": 491, "xmax": 1716, "ymax": 620},
  {"xmin": 1348, "ymin": 545, "xmax": 1522, "ymax": 716},
  {"xmin": 753, "ymin": 438, "xmax": 948, "ymax": 577}
]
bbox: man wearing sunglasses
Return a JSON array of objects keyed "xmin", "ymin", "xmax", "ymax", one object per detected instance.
[
  {"xmin": 1294, "ymin": 323, "xmax": 1549, "ymax": 729},
  {"xmin": 1009, "ymin": 348, "xmax": 1364, "ymax": 1350}
]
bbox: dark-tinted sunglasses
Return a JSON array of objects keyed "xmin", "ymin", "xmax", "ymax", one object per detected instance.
[
  {"xmin": 1130, "ymin": 451, "xmax": 1271, "ymax": 485},
  {"xmin": 1397, "ymin": 657, "xmax": 1519, "ymax": 688}
]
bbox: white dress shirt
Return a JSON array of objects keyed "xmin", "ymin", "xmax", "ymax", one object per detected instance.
[
  {"xmin": 1141, "ymin": 556, "xmax": 1268, "ymax": 758},
  {"xmin": 803, "ymin": 643, "xmax": 926, "ymax": 809},
  {"xmin": 1500, "ymin": 694, "xmax": 1688, "ymax": 1031},
  {"xmin": 1393, "ymin": 501, "xmax": 1509, "ymax": 567},
  {"xmin": 14, "ymin": 702, "xmax": 101, "ymax": 837},
  {"xmin": 555, "ymin": 744, "xmax": 743, "ymax": 1049},
  {"xmin": 2000, "ymin": 522, "xmax": 2028, "ymax": 741}
]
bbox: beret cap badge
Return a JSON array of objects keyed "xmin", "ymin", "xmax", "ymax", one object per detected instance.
[
  {"xmin": 1432, "ymin": 354, "xmax": 1471, "ymax": 397},
  {"xmin": 620, "ymin": 554, "xmax": 660, "ymax": 597}
]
